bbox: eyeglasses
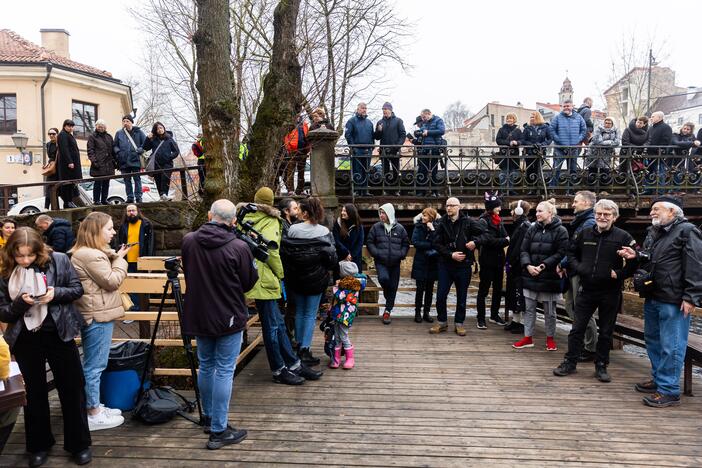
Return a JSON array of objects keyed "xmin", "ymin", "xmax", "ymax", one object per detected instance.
[
  {"xmin": 48, "ymin": 133, "xmax": 56, "ymax": 136},
  {"xmin": 595, "ymin": 212, "xmax": 614, "ymax": 218}
]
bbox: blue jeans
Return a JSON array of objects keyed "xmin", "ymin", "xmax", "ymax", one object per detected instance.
[
  {"xmin": 292, "ymin": 293, "xmax": 322, "ymax": 349},
  {"xmin": 256, "ymin": 300, "xmax": 300, "ymax": 373},
  {"xmin": 196, "ymin": 331, "xmax": 243, "ymax": 433},
  {"xmin": 122, "ymin": 168, "xmax": 142, "ymax": 202},
  {"xmin": 436, "ymin": 265, "xmax": 470, "ymax": 324},
  {"xmin": 551, "ymin": 147, "xmax": 579, "ymax": 187},
  {"xmin": 81, "ymin": 320, "xmax": 114, "ymax": 409},
  {"xmin": 644, "ymin": 299, "xmax": 692, "ymax": 396}
]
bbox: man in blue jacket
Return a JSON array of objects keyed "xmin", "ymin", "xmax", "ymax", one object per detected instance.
[
  {"xmin": 374, "ymin": 102, "xmax": 406, "ymax": 195},
  {"xmin": 413, "ymin": 109, "xmax": 445, "ymax": 196},
  {"xmin": 344, "ymin": 103, "xmax": 374, "ymax": 196},
  {"xmin": 550, "ymin": 100, "xmax": 587, "ymax": 193},
  {"xmin": 113, "ymin": 116, "xmax": 147, "ymax": 203}
]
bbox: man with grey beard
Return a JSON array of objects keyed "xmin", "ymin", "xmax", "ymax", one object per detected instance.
[{"xmin": 620, "ymin": 196, "xmax": 702, "ymax": 408}]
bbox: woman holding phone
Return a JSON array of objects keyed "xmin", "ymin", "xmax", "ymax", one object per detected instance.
[
  {"xmin": 0, "ymin": 227, "xmax": 91, "ymax": 467},
  {"xmin": 70, "ymin": 212, "xmax": 129, "ymax": 431}
]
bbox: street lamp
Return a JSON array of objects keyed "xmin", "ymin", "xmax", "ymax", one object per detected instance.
[{"xmin": 11, "ymin": 130, "xmax": 29, "ymax": 151}]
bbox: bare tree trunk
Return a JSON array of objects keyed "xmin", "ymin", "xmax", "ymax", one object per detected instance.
[
  {"xmin": 193, "ymin": 0, "xmax": 241, "ymax": 225},
  {"xmin": 241, "ymin": 0, "xmax": 304, "ymax": 201}
]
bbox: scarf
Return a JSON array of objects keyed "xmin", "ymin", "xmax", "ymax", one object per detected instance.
[
  {"xmin": 490, "ymin": 213, "xmax": 501, "ymax": 226},
  {"xmin": 8, "ymin": 266, "xmax": 48, "ymax": 331}
]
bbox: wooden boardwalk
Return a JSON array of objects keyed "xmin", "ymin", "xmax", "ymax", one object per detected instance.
[{"xmin": 4, "ymin": 317, "xmax": 702, "ymax": 467}]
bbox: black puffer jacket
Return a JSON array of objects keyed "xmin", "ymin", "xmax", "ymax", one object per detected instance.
[
  {"xmin": 0, "ymin": 252, "xmax": 85, "ymax": 349},
  {"xmin": 366, "ymin": 222, "xmax": 409, "ymax": 267},
  {"xmin": 638, "ymin": 218, "xmax": 702, "ymax": 306},
  {"xmin": 506, "ymin": 215, "xmax": 531, "ymax": 272},
  {"xmin": 520, "ymin": 216, "xmax": 569, "ymax": 292},
  {"xmin": 433, "ymin": 214, "xmax": 487, "ymax": 268},
  {"xmin": 569, "ymin": 225, "xmax": 638, "ymax": 291},
  {"xmin": 495, "ymin": 124, "xmax": 523, "ymax": 169},
  {"xmin": 281, "ymin": 234, "xmax": 337, "ymax": 295},
  {"xmin": 45, "ymin": 218, "xmax": 75, "ymax": 253},
  {"xmin": 411, "ymin": 214, "xmax": 438, "ymax": 281},
  {"xmin": 621, "ymin": 119, "xmax": 648, "ymax": 155},
  {"xmin": 477, "ymin": 212, "xmax": 509, "ymax": 268},
  {"xmin": 374, "ymin": 114, "xmax": 406, "ymax": 153},
  {"xmin": 671, "ymin": 131, "xmax": 695, "ymax": 156},
  {"xmin": 87, "ymin": 130, "xmax": 116, "ymax": 177}
]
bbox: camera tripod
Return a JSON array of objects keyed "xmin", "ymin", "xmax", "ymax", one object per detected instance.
[{"xmin": 137, "ymin": 262, "xmax": 203, "ymax": 425}]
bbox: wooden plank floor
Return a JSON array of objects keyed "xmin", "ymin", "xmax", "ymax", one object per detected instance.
[{"xmin": 4, "ymin": 317, "xmax": 702, "ymax": 467}]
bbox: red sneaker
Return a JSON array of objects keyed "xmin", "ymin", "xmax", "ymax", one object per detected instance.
[
  {"xmin": 512, "ymin": 336, "xmax": 534, "ymax": 349},
  {"xmin": 546, "ymin": 336, "xmax": 558, "ymax": 351}
]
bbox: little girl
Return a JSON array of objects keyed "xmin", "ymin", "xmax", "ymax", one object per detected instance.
[{"xmin": 327, "ymin": 261, "xmax": 366, "ymax": 369}]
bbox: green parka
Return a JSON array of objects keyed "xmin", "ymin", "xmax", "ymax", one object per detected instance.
[{"xmin": 239, "ymin": 203, "xmax": 284, "ymax": 300}]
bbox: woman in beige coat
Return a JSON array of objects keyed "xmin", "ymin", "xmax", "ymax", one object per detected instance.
[{"xmin": 71, "ymin": 212, "xmax": 129, "ymax": 431}]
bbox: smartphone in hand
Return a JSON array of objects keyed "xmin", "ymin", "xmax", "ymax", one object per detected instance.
[{"xmin": 123, "ymin": 242, "xmax": 139, "ymax": 249}]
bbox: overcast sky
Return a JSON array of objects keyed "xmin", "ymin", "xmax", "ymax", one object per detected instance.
[{"xmin": 5, "ymin": 0, "xmax": 699, "ymax": 124}]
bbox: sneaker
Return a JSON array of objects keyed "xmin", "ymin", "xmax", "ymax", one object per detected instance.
[
  {"xmin": 206, "ymin": 427, "xmax": 248, "ymax": 450},
  {"xmin": 122, "ymin": 320, "xmax": 135, "ymax": 324},
  {"xmin": 642, "ymin": 392, "xmax": 681, "ymax": 408},
  {"xmin": 634, "ymin": 379, "xmax": 657, "ymax": 394},
  {"xmin": 429, "ymin": 323, "xmax": 448, "ymax": 334},
  {"xmin": 512, "ymin": 336, "xmax": 534, "ymax": 349},
  {"xmin": 489, "ymin": 316, "xmax": 506, "ymax": 326},
  {"xmin": 99, "ymin": 404, "xmax": 122, "ymax": 416},
  {"xmin": 553, "ymin": 360, "xmax": 577, "ymax": 377},
  {"xmin": 292, "ymin": 364, "xmax": 323, "ymax": 381},
  {"xmin": 298, "ymin": 347, "xmax": 320, "ymax": 366},
  {"xmin": 272, "ymin": 368, "xmax": 304, "ymax": 385},
  {"xmin": 595, "ymin": 364, "xmax": 611, "ymax": 383},
  {"xmin": 454, "ymin": 324, "xmax": 466, "ymax": 336},
  {"xmin": 88, "ymin": 409, "xmax": 125, "ymax": 431},
  {"xmin": 382, "ymin": 310, "xmax": 391, "ymax": 325},
  {"xmin": 476, "ymin": 318, "xmax": 487, "ymax": 330},
  {"xmin": 160, "ymin": 194, "xmax": 168, "ymax": 201},
  {"xmin": 546, "ymin": 336, "xmax": 558, "ymax": 351}
]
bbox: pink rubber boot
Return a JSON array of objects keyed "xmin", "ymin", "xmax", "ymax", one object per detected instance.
[
  {"xmin": 342, "ymin": 345, "xmax": 355, "ymax": 369},
  {"xmin": 329, "ymin": 346, "xmax": 342, "ymax": 368}
]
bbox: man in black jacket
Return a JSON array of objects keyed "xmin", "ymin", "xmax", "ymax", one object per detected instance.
[
  {"xmin": 620, "ymin": 196, "xmax": 702, "ymax": 407},
  {"xmin": 430, "ymin": 197, "xmax": 487, "ymax": 336},
  {"xmin": 374, "ymin": 102, "xmax": 406, "ymax": 194},
  {"xmin": 553, "ymin": 199, "xmax": 637, "ymax": 382},
  {"xmin": 181, "ymin": 199, "xmax": 258, "ymax": 449},
  {"xmin": 645, "ymin": 111, "xmax": 673, "ymax": 193},
  {"xmin": 476, "ymin": 192, "xmax": 509, "ymax": 329},
  {"xmin": 35, "ymin": 215, "xmax": 74, "ymax": 253}
]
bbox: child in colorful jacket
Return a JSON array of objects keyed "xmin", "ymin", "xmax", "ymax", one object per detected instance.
[{"xmin": 328, "ymin": 261, "xmax": 366, "ymax": 369}]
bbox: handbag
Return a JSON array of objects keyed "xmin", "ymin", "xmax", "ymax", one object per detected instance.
[
  {"xmin": 41, "ymin": 146, "xmax": 60, "ymax": 177},
  {"xmin": 121, "ymin": 292, "xmax": 134, "ymax": 311},
  {"xmin": 145, "ymin": 139, "xmax": 165, "ymax": 173}
]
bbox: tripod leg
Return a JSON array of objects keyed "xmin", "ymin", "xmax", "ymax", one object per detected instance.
[{"xmin": 137, "ymin": 281, "xmax": 171, "ymax": 401}]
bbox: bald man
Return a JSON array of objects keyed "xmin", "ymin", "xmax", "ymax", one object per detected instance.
[{"xmin": 430, "ymin": 197, "xmax": 487, "ymax": 336}]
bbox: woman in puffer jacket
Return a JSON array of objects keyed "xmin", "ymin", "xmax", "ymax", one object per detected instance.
[
  {"xmin": 70, "ymin": 212, "xmax": 129, "ymax": 432},
  {"xmin": 281, "ymin": 197, "xmax": 337, "ymax": 367},
  {"xmin": 411, "ymin": 208, "xmax": 439, "ymax": 324},
  {"xmin": 587, "ymin": 117, "xmax": 620, "ymax": 178}
]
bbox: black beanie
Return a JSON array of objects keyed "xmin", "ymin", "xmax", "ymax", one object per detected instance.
[{"xmin": 652, "ymin": 195, "xmax": 683, "ymax": 209}]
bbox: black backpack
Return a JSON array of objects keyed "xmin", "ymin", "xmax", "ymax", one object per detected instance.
[{"xmin": 133, "ymin": 386, "xmax": 194, "ymax": 424}]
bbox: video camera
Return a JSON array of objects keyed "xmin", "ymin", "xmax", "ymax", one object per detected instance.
[
  {"xmin": 164, "ymin": 256, "xmax": 182, "ymax": 279},
  {"xmin": 235, "ymin": 203, "xmax": 278, "ymax": 262}
]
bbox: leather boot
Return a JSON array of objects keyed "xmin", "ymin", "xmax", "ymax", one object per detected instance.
[
  {"xmin": 422, "ymin": 310, "xmax": 434, "ymax": 323},
  {"xmin": 342, "ymin": 345, "xmax": 355, "ymax": 369},
  {"xmin": 414, "ymin": 310, "xmax": 422, "ymax": 323}
]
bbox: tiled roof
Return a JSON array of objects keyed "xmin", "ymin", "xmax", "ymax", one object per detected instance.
[
  {"xmin": 0, "ymin": 29, "xmax": 114, "ymax": 79},
  {"xmin": 652, "ymin": 91, "xmax": 702, "ymax": 115}
]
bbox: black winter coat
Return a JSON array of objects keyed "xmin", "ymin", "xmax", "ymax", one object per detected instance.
[
  {"xmin": 117, "ymin": 217, "xmax": 155, "ymax": 257},
  {"xmin": 411, "ymin": 216, "xmax": 438, "ymax": 281},
  {"xmin": 332, "ymin": 220, "xmax": 364, "ymax": 273},
  {"xmin": 495, "ymin": 124, "xmax": 522, "ymax": 169},
  {"xmin": 520, "ymin": 216, "xmax": 569, "ymax": 293},
  {"xmin": 45, "ymin": 218, "xmax": 75, "ymax": 253},
  {"xmin": 477, "ymin": 212, "xmax": 509, "ymax": 268},
  {"xmin": 646, "ymin": 121, "xmax": 673, "ymax": 155},
  {"xmin": 569, "ymin": 225, "xmax": 637, "ymax": 291},
  {"xmin": 281, "ymin": 234, "xmax": 337, "ymax": 295},
  {"xmin": 366, "ymin": 222, "xmax": 409, "ymax": 267},
  {"xmin": 87, "ymin": 131, "xmax": 116, "ymax": 177},
  {"xmin": 57, "ymin": 130, "xmax": 83, "ymax": 182},
  {"xmin": 621, "ymin": 119, "xmax": 648, "ymax": 155},
  {"xmin": 143, "ymin": 134, "xmax": 180, "ymax": 169},
  {"xmin": 433, "ymin": 215, "xmax": 487, "ymax": 268},
  {"xmin": 671, "ymin": 132, "xmax": 695, "ymax": 156},
  {"xmin": 181, "ymin": 223, "xmax": 258, "ymax": 337},
  {"xmin": 374, "ymin": 114, "xmax": 406, "ymax": 154},
  {"xmin": 520, "ymin": 123, "xmax": 554, "ymax": 156},
  {"xmin": 506, "ymin": 215, "xmax": 530, "ymax": 271},
  {"xmin": 638, "ymin": 218, "xmax": 702, "ymax": 306},
  {"xmin": 0, "ymin": 252, "xmax": 85, "ymax": 349}
]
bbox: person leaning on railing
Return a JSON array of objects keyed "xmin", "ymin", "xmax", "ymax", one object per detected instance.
[
  {"xmin": 495, "ymin": 113, "xmax": 522, "ymax": 194},
  {"xmin": 113, "ymin": 115, "xmax": 147, "ymax": 204},
  {"xmin": 620, "ymin": 116, "xmax": 649, "ymax": 173},
  {"xmin": 520, "ymin": 112, "xmax": 553, "ymax": 193},
  {"xmin": 671, "ymin": 122, "xmax": 699, "ymax": 187},
  {"xmin": 587, "ymin": 117, "xmax": 620, "ymax": 180},
  {"xmin": 644, "ymin": 111, "xmax": 673, "ymax": 192},
  {"xmin": 344, "ymin": 102, "xmax": 374, "ymax": 197}
]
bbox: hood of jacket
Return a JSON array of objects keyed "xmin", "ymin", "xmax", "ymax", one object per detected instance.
[
  {"xmin": 380, "ymin": 203, "xmax": 396, "ymax": 225},
  {"xmin": 194, "ymin": 222, "xmax": 237, "ymax": 250},
  {"xmin": 235, "ymin": 202, "xmax": 281, "ymax": 220},
  {"xmin": 596, "ymin": 125, "xmax": 618, "ymax": 135},
  {"xmin": 627, "ymin": 119, "xmax": 648, "ymax": 136}
]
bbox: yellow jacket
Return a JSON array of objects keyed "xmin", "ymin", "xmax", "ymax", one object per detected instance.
[{"xmin": 0, "ymin": 336, "xmax": 10, "ymax": 380}]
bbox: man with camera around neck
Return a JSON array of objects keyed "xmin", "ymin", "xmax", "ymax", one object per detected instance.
[
  {"xmin": 430, "ymin": 197, "xmax": 487, "ymax": 336},
  {"xmin": 620, "ymin": 195, "xmax": 702, "ymax": 407},
  {"xmin": 181, "ymin": 199, "xmax": 258, "ymax": 449},
  {"xmin": 240, "ymin": 187, "xmax": 323, "ymax": 386},
  {"xmin": 553, "ymin": 199, "xmax": 637, "ymax": 383}
]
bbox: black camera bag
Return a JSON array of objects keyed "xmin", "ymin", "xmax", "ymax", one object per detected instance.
[{"xmin": 133, "ymin": 386, "xmax": 193, "ymax": 424}]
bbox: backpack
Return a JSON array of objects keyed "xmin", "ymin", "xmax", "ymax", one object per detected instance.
[
  {"xmin": 133, "ymin": 386, "xmax": 194, "ymax": 424},
  {"xmin": 284, "ymin": 122, "xmax": 309, "ymax": 153}
]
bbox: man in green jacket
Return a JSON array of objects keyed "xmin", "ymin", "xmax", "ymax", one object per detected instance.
[{"xmin": 241, "ymin": 187, "xmax": 322, "ymax": 385}]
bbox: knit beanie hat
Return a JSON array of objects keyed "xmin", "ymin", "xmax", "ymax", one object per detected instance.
[
  {"xmin": 338, "ymin": 260, "xmax": 359, "ymax": 278},
  {"xmin": 484, "ymin": 191, "xmax": 502, "ymax": 212},
  {"xmin": 254, "ymin": 187, "xmax": 274, "ymax": 206},
  {"xmin": 122, "ymin": 115, "xmax": 134, "ymax": 123},
  {"xmin": 382, "ymin": 102, "xmax": 393, "ymax": 111}
]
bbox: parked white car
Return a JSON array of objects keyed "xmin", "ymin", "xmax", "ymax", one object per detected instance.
[{"xmin": 8, "ymin": 177, "xmax": 161, "ymax": 215}]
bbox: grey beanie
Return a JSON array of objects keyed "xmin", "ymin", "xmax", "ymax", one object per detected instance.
[{"xmin": 338, "ymin": 260, "xmax": 358, "ymax": 278}]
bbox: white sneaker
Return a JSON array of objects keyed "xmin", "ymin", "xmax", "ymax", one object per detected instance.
[
  {"xmin": 160, "ymin": 194, "xmax": 168, "ymax": 201},
  {"xmin": 88, "ymin": 409, "xmax": 124, "ymax": 431},
  {"xmin": 99, "ymin": 404, "xmax": 122, "ymax": 416}
]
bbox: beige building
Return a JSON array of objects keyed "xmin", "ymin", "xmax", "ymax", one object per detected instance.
[
  {"xmin": 0, "ymin": 29, "xmax": 132, "ymax": 202},
  {"xmin": 446, "ymin": 102, "xmax": 537, "ymax": 147}
]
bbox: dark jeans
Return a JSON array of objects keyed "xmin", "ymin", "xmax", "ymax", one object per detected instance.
[
  {"xmin": 477, "ymin": 262, "xmax": 504, "ymax": 320},
  {"xmin": 92, "ymin": 179, "xmax": 110, "ymax": 204},
  {"xmin": 351, "ymin": 152, "xmax": 371, "ymax": 193},
  {"xmin": 13, "ymin": 328, "xmax": 91, "ymax": 454},
  {"xmin": 505, "ymin": 269, "xmax": 525, "ymax": 314},
  {"xmin": 197, "ymin": 159, "xmax": 206, "ymax": 192},
  {"xmin": 256, "ymin": 299, "xmax": 299, "ymax": 373},
  {"xmin": 375, "ymin": 263, "xmax": 401, "ymax": 312},
  {"xmin": 285, "ymin": 154, "xmax": 307, "ymax": 194},
  {"xmin": 564, "ymin": 288, "xmax": 622, "ymax": 366},
  {"xmin": 155, "ymin": 170, "xmax": 171, "ymax": 196},
  {"xmin": 436, "ymin": 264, "xmax": 470, "ymax": 324},
  {"xmin": 415, "ymin": 279, "xmax": 434, "ymax": 313},
  {"xmin": 381, "ymin": 150, "xmax": 400, "ymax": 187},
  {"xmin": 122, "ymin": 168, "xmax": 142, "ymax": 202}
]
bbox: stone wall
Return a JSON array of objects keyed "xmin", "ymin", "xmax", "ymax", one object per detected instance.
[{"xmin": 10, "ymin": 201, "xmax": 196, "ymax": 255}]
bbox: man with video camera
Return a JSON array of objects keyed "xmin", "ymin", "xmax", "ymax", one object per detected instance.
[
  {"xmin": 181, "ymin": 199, "xmax": 258, "ymax": 449},
  {"xmin": 241, "ymin": 187, "xmax": 322, "ymax": 385}
]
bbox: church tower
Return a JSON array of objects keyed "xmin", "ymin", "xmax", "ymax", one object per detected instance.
[{"xmin": 559, "ymin": 76, "xmax": 574, "ymax": 105}]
